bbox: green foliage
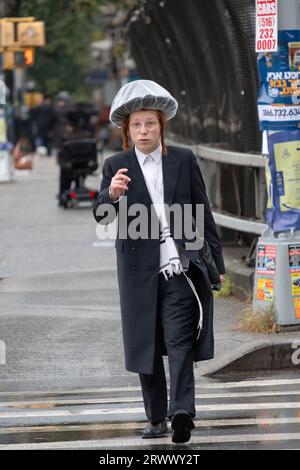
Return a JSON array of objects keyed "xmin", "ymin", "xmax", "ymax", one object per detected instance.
[
  {"xmin": 18, "ymin": 0, "xmax": 107, "ymax": 98},
  {"xmin": 214, "ymin": 275, "xmax": 233, "ymax": 298}
]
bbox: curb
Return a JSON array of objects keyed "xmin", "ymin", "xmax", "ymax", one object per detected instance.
[
  {"xmin": 206, "ymin": 341, "xmax": 300, "ymax": 377},
  {"xmin": 222, "ymin": 247, "xmax": 254, "ymax": 301}
]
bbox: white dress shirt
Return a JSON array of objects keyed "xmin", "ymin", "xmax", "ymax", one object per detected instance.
[
  {"xmin": 135, "ymin": 144, "xmax": 190, "ymax": 273},
  {"xmin": 135, "ymin": 144, "xmax": 164, "ymax": 206}
]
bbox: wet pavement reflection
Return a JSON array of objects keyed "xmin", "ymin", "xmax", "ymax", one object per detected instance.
[{"xmin": 0, "ymin": 370, "xmax": 300, "ymax": 450}]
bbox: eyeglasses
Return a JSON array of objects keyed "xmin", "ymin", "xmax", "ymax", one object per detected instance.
[{"xmin": 129, "ymin": 121, "xmax": 159, "ymax": 131}]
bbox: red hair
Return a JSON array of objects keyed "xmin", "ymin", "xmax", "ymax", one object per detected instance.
[{"xmin": 121, "ymin": 109, "xmax": 167, "ymax": 156}]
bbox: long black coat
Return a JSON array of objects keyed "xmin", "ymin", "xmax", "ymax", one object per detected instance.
[{"xmin": 93, "ymin": 146, "xmax": 225, "ymax": 374}]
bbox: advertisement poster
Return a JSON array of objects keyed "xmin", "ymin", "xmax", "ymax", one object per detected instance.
[
  {"xmin": 294, "ymin": 298, "xmax": 300, "ymax": 319},
  {"xmin": 257, "ymin": 30, "xmax": 300, "ymax": 130},
  {"xmin": 255, "ymin": 0, "xmax": 278, "ymax": 53},
  {"xmin": 291, "ymin": 273, "xmax": 300, "ymax": 295},
  {"xmin": 288, "ymin": 244, "xmax": 300, "ymax": 299},
  {"xmin": 289, "ymin": 244, "xmax": 300, "ymax": 270},
  {"xmin": 256, "ymin": 244, "xmax": 277, "ymax": 274},
  {"xmin": 256, "ymin": 278, "xmax": 274, "ymax": 301},
  {"xmin": 266, "ymin": 130, "xmax": 300, "ymax": 232}
]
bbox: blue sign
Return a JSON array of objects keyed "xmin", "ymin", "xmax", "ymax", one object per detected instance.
[
  {"xmin": 257, "ymin": 30, "xmax": 300, "ymax": 131},
  {"xmin": 86, "ymin": 69, "xmax": 108, "ymax": 85},
  {"xmin": 266, "ymin": 130, "xmax": 300, "ymax": 232}
]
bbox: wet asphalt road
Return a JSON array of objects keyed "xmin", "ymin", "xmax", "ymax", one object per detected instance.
[
  {"xmin": 0, "ymin": 370, "xmax": 300, "ymax": 450},
  {"xmin": 1, "ymin": 155, "xmax": 300, "ymax": 450},
  {"xmin": 0, "ymin": 154, "xmax": 256, "ymax": 393}
]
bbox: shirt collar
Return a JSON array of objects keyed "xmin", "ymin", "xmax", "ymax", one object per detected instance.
[{"xmin": 135, "ymin": 144, "xmax": 162, "ymax": 165}]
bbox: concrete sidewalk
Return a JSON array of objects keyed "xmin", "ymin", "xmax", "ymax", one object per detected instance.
[{"xmin": 0, "ymin": 153, "xmax": 299, "ymax": 393}]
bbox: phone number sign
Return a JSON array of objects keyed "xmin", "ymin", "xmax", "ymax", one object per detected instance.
[{"xmin": 256, "ymin": 0, "xmax": 278, "ymax": 52}]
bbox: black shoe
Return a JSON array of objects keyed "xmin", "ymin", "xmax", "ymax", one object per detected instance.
[
  {"xmin": 171, "ymin": 410, "xmax": 194, "ymax": 443},
  {"xmin": 142, "ymin": 420, "xmax": 168, "ymax": 439}
]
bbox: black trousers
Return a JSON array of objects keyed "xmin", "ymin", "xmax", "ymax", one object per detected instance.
[
  {"xmin": 59, "ymin": 168, "xmax": 72, "ymax": 196},
  {"xmin": 139, "ymin": 268, "xmax": 197, "ymax": 424}
]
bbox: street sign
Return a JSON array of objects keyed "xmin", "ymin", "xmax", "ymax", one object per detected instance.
[
  {"xmin": 17, "ymin": 21, "xmax": 45, "ymax": 47},
  {"xmin": 0, "ymin": 48, "xmax": 35, "ymax": 69},
  {"xmin": 0, "ymin": 17, "xmax": 45, "ymax": 70},
  {"xmin": 255, "ymin": 0, "xmax": 278, "ymax": 52},
  {"xmin": 0, "ymin": 21, "xmax": 14, "ymax": 47},
  {"xmin": 86, "ymin": 69, "xmax": 109, "ymax": 85}
]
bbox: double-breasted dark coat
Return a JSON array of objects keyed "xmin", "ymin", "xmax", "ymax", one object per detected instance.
[{"xmin": 93, "ymin": 145, "xmax": 225, "ymax": 375}]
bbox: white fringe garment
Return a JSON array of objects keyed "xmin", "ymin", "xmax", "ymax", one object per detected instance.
[{"xmin": 155, "ymin": 203, "xmax": 203, "ymax": 338}]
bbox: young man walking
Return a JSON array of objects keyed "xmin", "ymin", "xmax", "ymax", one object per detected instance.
[{"xmin": 93, "ymin": 80, "xmax": 225, "ymax": 443}]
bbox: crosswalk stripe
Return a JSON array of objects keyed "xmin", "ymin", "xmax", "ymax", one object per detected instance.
[
  {"xmin": 1, "ymin": 416, "xmax": 300, "ymax": 435},
  {"xmin": 1, "ymin": 377, "xmax": 299, "ymax": 449},
  {"xmin": 1, "ymin": 401, "xmax": 300, "ymax": 419},
  {"xmin": 1, "ymin": 432, "xmax": 300, "ymax": 449},
  {"xmin": 1, "ymin": 389, "xmax": 300, "ymax": 408},
  {"xmin": 1, "ymin": 377, "xmax": 300, "ymax": 397}
]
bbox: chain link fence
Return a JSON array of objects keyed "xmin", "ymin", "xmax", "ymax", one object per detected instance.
[{"xmin": 126, "ymin": 0, "xmax": 263, "ymax": 242}]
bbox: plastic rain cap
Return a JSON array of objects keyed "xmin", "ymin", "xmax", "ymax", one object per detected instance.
[{"xmin": 109, "ymin": 80, "xmax": 178, "ymax": 127}]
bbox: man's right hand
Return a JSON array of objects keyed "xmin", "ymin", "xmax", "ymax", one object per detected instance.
[{"xmin": 109, "ymin": 168, "xmax": 131, "ymax": 202}]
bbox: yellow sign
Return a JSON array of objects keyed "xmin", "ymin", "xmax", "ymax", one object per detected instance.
[
  {"xmin": 0, "ymin": 18, "xmax": 45, "ymax": 48},
  {"xmin": 17, "ymin": 22, "xmax": 45, "ymax": 47},
  {"xmin": 24, "ymin": 92, "xmax": 44, "ymax": 108},
  {"xmin": 257, "ymin": 278, "xmax": 274, "ymax": 301},
  {"xmin": 291, "ymin": 272, "xmax": 300, "ymax": 296},
  {"xmin": 0, "ymin": 21, "xmax": 14, "ymax": 47},
  {"xmin": 294, "ymin": 298, "xmax": 300, "ymax": 319},
  {"xmin": 273, "ymin": 139, "xmax": 300, "ymax": 212}
]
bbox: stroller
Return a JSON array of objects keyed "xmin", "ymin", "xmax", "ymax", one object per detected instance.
[{"xmin": 58, "ymin": 138, "xmax": 98, "ymax": 208}]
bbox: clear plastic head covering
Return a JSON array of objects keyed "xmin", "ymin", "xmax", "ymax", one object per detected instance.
[{"xmin": 109, "ymin": 80, "xmax": 178, "ymax": 127}]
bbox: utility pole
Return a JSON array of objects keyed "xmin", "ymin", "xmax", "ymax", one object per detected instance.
[
  {"xmin": 0, "ymin": 17, "xmax": 45, "ymax": 182},
  {"xmin": 253, "ymin": 0, "xmax": 300, "ymax": 326}
]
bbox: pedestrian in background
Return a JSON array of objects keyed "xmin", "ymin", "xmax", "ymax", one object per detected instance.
[
  {"xmin": 51, "ymin": 91, "xmax": 72, "ymax": 151},
  {"xmin": 31, "ymin": 94, "xmax": 55, "ymax": 156},
  {"xmin": 93, "ymin": 80, "xmax": 225, "ymax": 443},
  {"xmin": 57, "ymin": 109, "xmax": 93, "ymax": 206}
]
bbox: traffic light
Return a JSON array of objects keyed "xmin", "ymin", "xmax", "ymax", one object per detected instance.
[
  {"xmin": 0, "ymin": 17, "xmax": 45, "ymax": 70},
  {"xmin": 0, "ymin": 48, "xmax": 35, "ymax": 69},
  {"xmin": 24, "ymin": 48, "xmax": 34, "ymax": 65},
  {"xmin": 14, "ymin": 48, "xmax": 35, "ymax": 67}
]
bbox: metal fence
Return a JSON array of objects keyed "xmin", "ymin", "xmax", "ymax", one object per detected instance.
[{"xmin": 126, "ymin": 0, "xmax": 265, "ymax": 242}]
